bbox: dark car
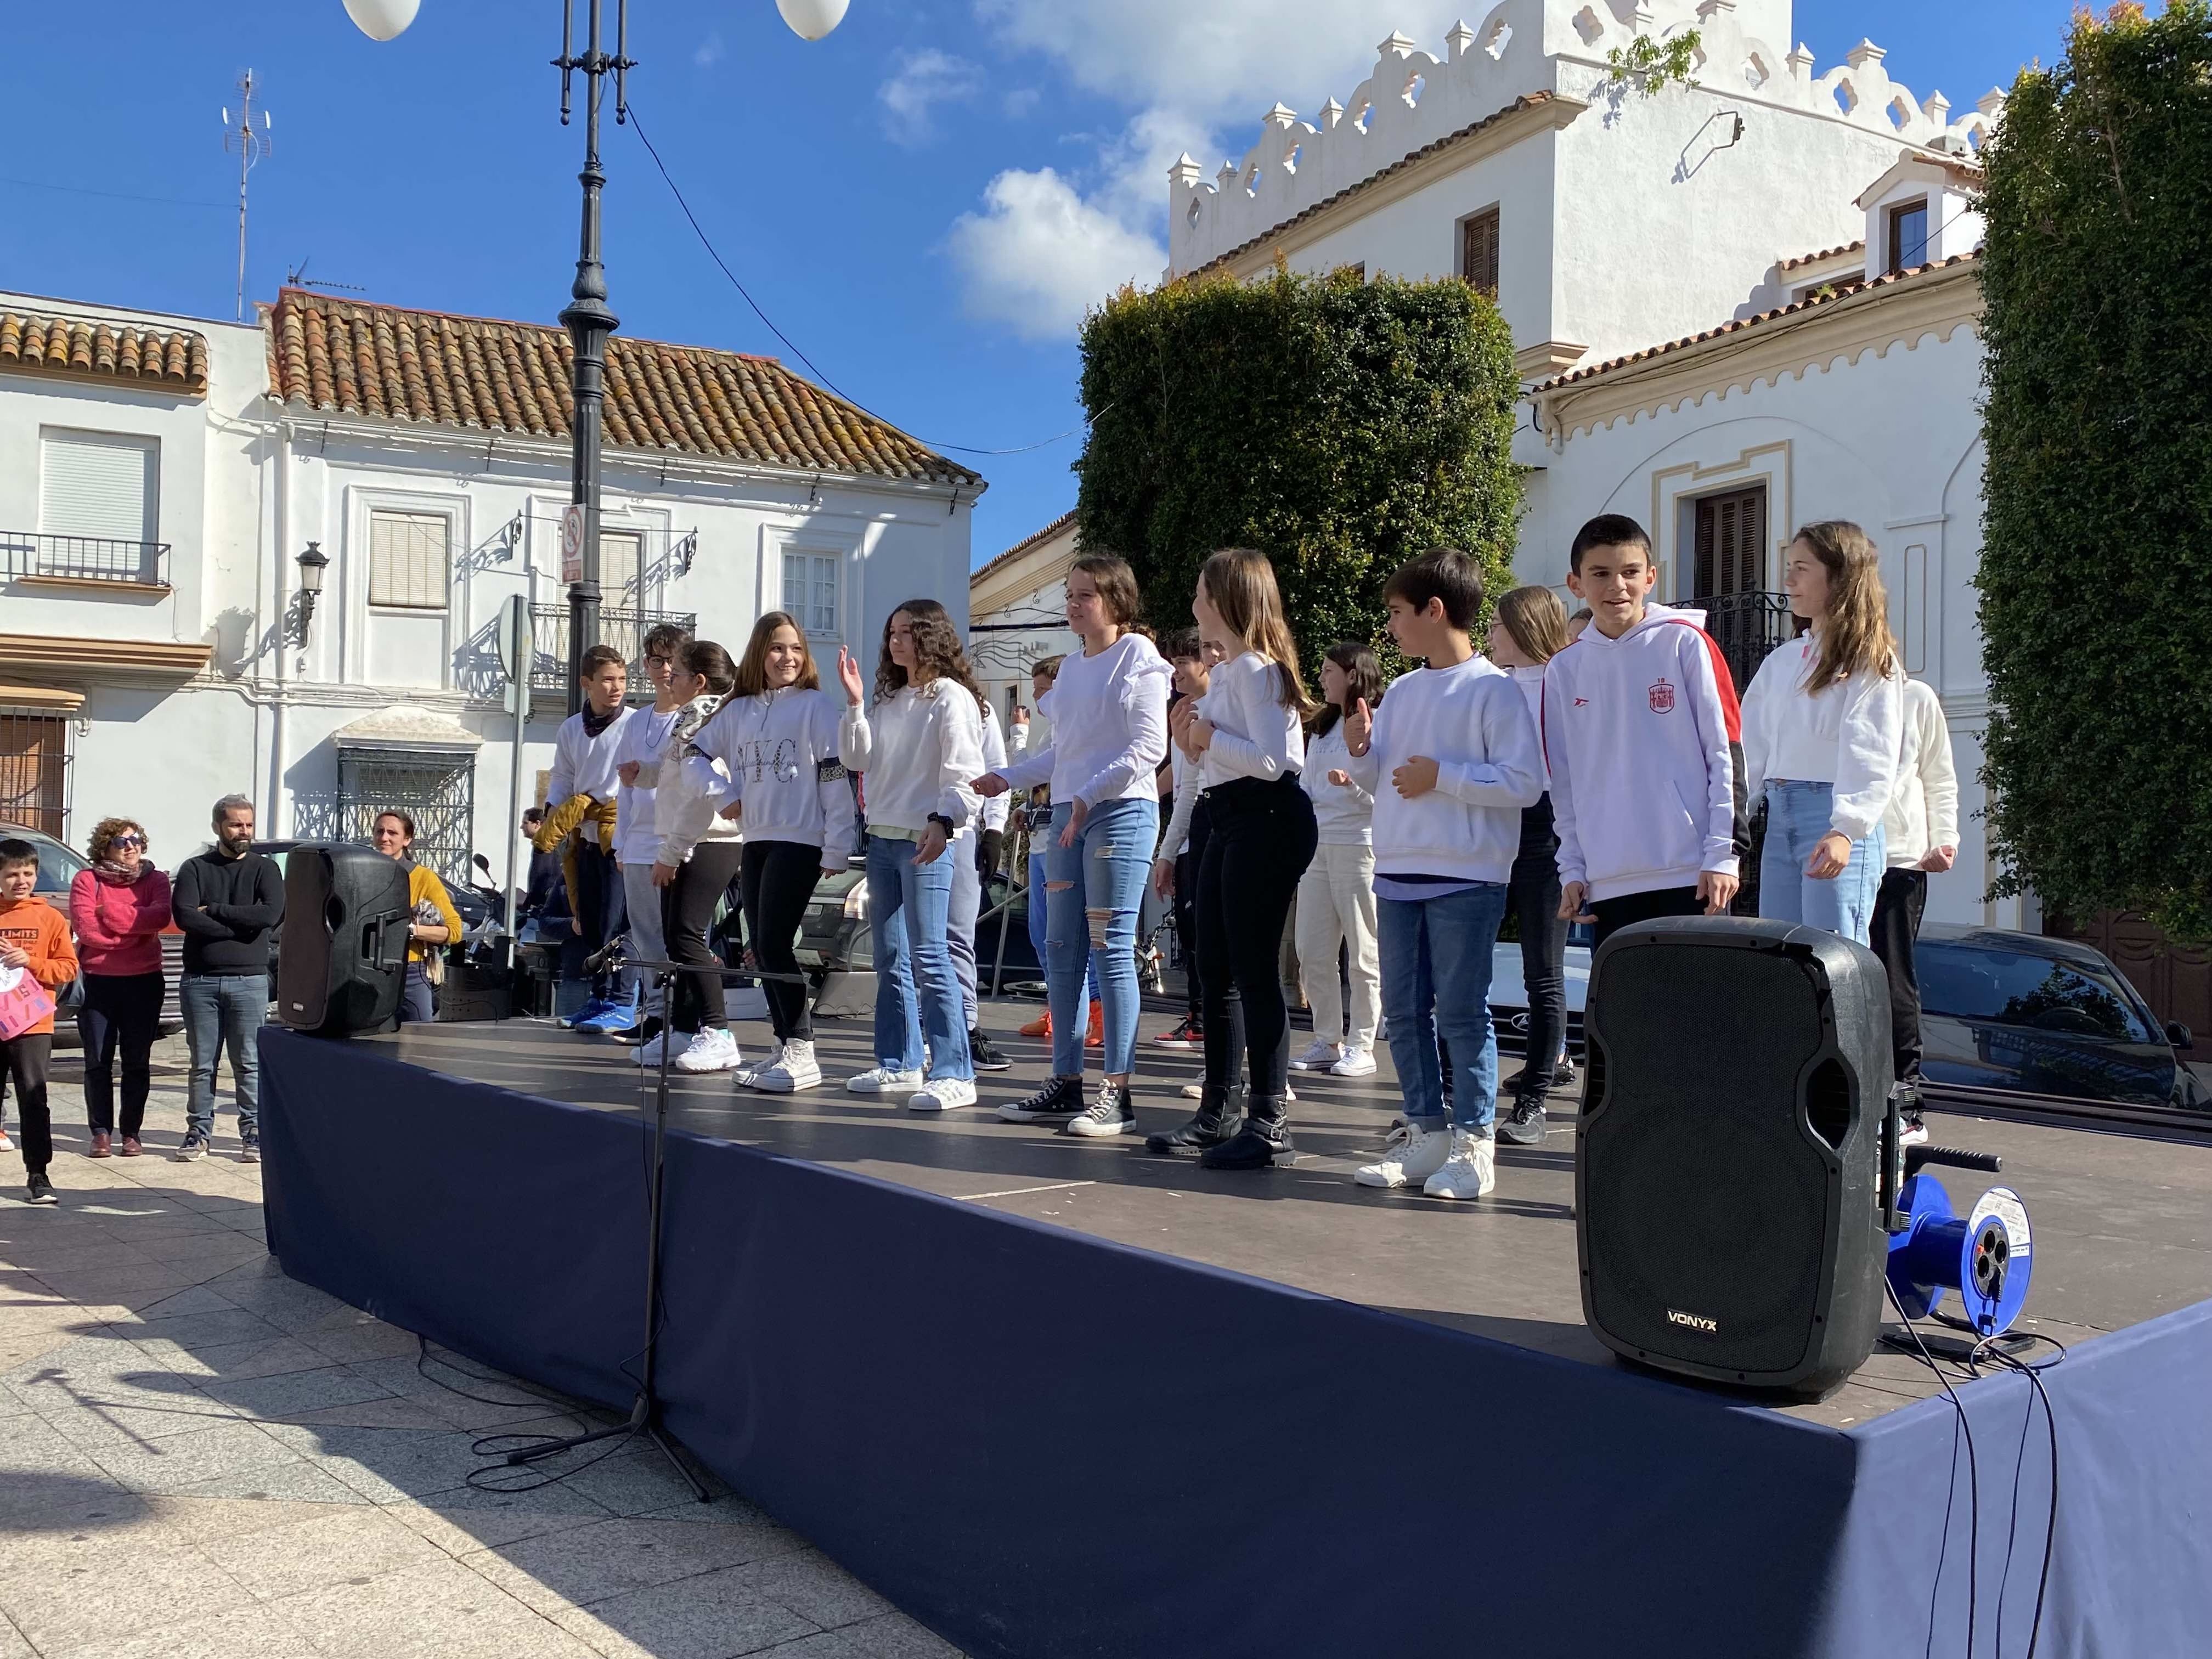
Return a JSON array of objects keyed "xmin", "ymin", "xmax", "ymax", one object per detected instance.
[
  {"xmin": 1, "ymin": 821, "xmax": 184, "ymax": 1043},
  {"xmin": 797, "ymin": 853, "xmax": 1042, "ymax": 984},
  {"xmin": 1916, "ymin": 923, "xmax": 2205, "ymax": 1114}
]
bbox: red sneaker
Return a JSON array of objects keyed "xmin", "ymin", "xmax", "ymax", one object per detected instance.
[
  {"xmin": 1019, "ymin": 1009, "xmax": 1051, "ymax": 1039},
  {"xmin": 1085, "ymin": 1001, "xmax": 1105, "ymax": 1049}
]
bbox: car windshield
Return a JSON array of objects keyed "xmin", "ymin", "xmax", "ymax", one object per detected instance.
[{"xmin": 1918, "ymin": 938, "xmax": 2157, "ymax": 1044}]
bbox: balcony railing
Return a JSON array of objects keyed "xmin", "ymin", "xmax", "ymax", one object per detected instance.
[
  {"xmin": 3, "ymin": 530, "xmax": 170, "ymax": 589},
  {"xmin": 529, "ymin": 603, "xmax": 698, "ymax": 701},
  {"xmin": 1694, "ymin": 589, "xmax": 1798, "ymax": 695}
]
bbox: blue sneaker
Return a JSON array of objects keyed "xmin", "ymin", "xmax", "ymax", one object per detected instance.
[
  {"xmin": 560, "ymin": 996, "xmax": 613, "ymax": 1030},
  {"xmin": 578, "ymin": 990, "xmax": 642, "ymax": 1035}
]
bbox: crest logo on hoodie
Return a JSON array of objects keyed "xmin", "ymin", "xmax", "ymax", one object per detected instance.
[{"xmin": 1648, "ymin": 678, "xmax": 1676, "ymax": 714}]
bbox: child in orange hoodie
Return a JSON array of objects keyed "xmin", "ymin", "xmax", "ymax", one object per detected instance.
[{"xmin": 1, "ymin": 839, "xmax": 80, "ymax": 1205}]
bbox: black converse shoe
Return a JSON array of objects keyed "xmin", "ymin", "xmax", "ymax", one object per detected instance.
[
  {"xmin": 968, "ymin": 1029, "xmax": 1014, "ymax": 1072},
  {"xmin": 1062, "ymin": 1080, "xmax": 1136, "ymax": 1138},
  {"xmin": 25, "ymin": 1172, "xmax": 58, "ymax": 1206},
  {"xmin": 997, "ymin": 1074, "xmax": 1085, "ymax": 1124},
  {"xmin": 1499, "ymin": 1097, "xmax": 1548, "ymax": 1147}
]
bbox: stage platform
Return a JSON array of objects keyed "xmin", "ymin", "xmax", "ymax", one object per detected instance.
[{"xmin": 258, "ymin": 1003, "xmax": 2212, "ymax": 1659}]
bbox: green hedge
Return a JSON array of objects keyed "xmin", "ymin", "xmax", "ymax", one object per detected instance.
[
  {"xmin": 1073, "ymin": 265, "xmax": 1522, "ymax": 672},
  {"xmin": 1977, "ymin": 0, "xmax": 2212, "ymax": 938}
]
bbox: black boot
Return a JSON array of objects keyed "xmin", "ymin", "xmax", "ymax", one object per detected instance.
[
  {"xmin": 1144, "ymin": 1082, "xmax": 1240, "ymax": 1154},
  {"xmin": 1199, "ymin": 1092, "xmax": 1294, "ymax": 1169}
]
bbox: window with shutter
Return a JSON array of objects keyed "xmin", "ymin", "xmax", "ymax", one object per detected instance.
[
  {"xmin": 600, "ymin": 530, "xmax": 644, "ymax": 606},
  {"xmin": 40, "ymin": 429, "xmax": 157, "ymax": 545},
  {"xmin": 1691, "ymin": 487, "xmax": 1768, "ymax": 598},
  {"xmin": 368, "ymin": 510, "xmax": 452, "ymax": 610},
  {"xmin": 1459, "ymin": 206, "xmax": 1500, "ymax": 296},
  {"xmin": 781, "ymin": 550, "xmax": 839, "ymax": 636}
]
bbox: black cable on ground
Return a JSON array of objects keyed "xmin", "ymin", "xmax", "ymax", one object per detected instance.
[
  {"xmin": 1887, "ymin": 1278, "xmax": 1980, "ymax": 1658},
  {"xmin": 1974, "ymin": 1331, "xmax": 2066, "ymax": 1659}
]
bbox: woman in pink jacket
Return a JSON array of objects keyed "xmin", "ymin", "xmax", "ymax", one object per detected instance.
[{"xmin": 69, "ymin": 817, "xmax": 172, "ymax": 1157}]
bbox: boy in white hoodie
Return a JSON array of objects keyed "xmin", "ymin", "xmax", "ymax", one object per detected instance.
[
  {"xmin": 1544, "ymin": 514, "xmax": 1744, "ymax": 947},
  {"xmin": 1344, "ymin": 549, "xmax": 1543, "ymax": 1200}
]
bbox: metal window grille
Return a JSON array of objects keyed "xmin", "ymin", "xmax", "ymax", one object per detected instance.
[
  {"xmin": 368, "ymin": 510, "xmax": 452, "ymax": 610},
  {"xmin": 781, "ymin": 550, "xmax": 838, "ymax": 636},
  {"xmin": 528, "ymin": 605, "xmax": 698, "ymax": 702},
  {"xmin": 333, "ymin": 747, "xmax": 476, "ymax": 885},
  {"xmin": 0, "ymin": 714, "xmax": 71, "ymax": 839},
  {"xmin": 2, "ymin": 530, "xmax": 169, "ymax": 586}
]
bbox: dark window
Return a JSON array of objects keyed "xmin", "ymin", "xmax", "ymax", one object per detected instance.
[
  {"xmin": 1459, "ymin": 206, "xmax": 1499, "ymax": 296},
  {"xmin": 1691, "ymin": 486, "xmax": 1767, "ymax": 598},
  {"xmin": 0, "ymin": 713, "xmax": 71, "ymax": 839},
  {"xmin": 1887, "ymin": 198, "xmax": 1929, "ymax": 274},
  {"xmin": 1919, "ymin": 939, "xmax": 2157, "ymax": 1045}
]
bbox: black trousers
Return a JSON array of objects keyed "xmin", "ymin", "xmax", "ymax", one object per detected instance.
[
  {"xmin": 1511, "ymin": 795, "xmax": 1569, "ymax": 1099},
  {"xmin": 1174, "ymin": 798, "xmax": 1212, "ymax": 1023},
  {"xmin": 661, "ymin": 840, "xmax": 746, "ymax": 1035},
  {"xmin": 742, "ymin": 839, "xmax": 825, "ymax": 1042},
  {"xmin": 1589, "ymin": 884, "xmax": 1704, "ymax": 950},
  {"xmin": 1196, "ymin": 776, "xmax": 1318, "ymax": 1100},
  {"xmin": 2, "ymin": 1032, "xmax": 52, "ymax": 1175},
  {"xmin": 1867, "ymin": 867, "xmax": 1928, "ymax": 1082},
  {"xmin": 78, "ymin": 970, "xmax": 163, "ymax": 1137},
  {"xmin": 564, "ymin": 842, "xmax": 627, "ymax": 996}
]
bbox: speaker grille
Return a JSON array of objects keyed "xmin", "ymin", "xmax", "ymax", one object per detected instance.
[{"xmin": 1583, "ymin": 939, "xmax": 1836, "ymax": 1375}]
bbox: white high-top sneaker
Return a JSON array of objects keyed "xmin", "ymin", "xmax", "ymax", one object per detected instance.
[
  {"xmin": 673, "ymin": 1028, "xmax": 742, "ymax": 1073},
  {"xmin": 1423, "ymin": 1125, "xmax": 1497, "ymax": 1200},
  {"xmin": 848, "ymin": 1064, "xmax": 923, "ymax": 1096},
  {"xmin": 731, "ymin": 1040, "xmax": 778, "ymax": 1088},
  {"xmin": 1290, "ymin": 1039, "xmax": 1341, "ymax": 1072},
  {"xmin": 1355, "ymin": 1120, "xmax": 1451, "ymax": 1189},
  {"xmin": 750, "ymin": 1040, "xmax": 822, "ymax": 1093}
]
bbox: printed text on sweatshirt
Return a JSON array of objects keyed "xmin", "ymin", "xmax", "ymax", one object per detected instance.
[{"xmin": 661, "ymin": 687, "xmax": 855, "ymax": 863}]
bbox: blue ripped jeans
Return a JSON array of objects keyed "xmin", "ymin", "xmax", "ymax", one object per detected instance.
[
  {"xmin": 1043, "ymin": 797, "xmax": 1158, "ymax": 1077},
  {"xmin": 1759, "ymin": 781, "xmax": 1886, "ymax": 946}
]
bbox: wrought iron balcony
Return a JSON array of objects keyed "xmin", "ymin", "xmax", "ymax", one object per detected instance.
[
  {"xmin": 528, "ymin": 603, "xmax": 699, "ymax": 700},
  {"xmin": 3, "ymin": 530, "xmax": 171, "ymax": 589},
  {"xmin": 1692, "ymin": 589, "xmax": 1798, "ymax": 696}
]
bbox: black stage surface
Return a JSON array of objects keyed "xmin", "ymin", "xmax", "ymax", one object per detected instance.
[{"xmin": 357, "ymin": 1000, "xmax": 2212, "ymax": 1430}]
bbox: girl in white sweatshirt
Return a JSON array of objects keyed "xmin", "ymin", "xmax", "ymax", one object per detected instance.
[
  {"xmin": 1291, "ymin": 643, "xmax": 1385, "ymax": 1079},
  {"xmin": 657, "ymin": 612, "xmax": 857, "ymax": 1093},
  {"xmin": 1740, "ymin": 521, "xmax": 1904, "ymax": 947},
  {"xmin": 837, "ymin": 600, "xmax": 985, "ymax": 1112}
]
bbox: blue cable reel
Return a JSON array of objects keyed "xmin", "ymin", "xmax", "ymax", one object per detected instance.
[{"xmin": 1886, "ymin": 1173, "xmax": 2035, "ymax": 1338}]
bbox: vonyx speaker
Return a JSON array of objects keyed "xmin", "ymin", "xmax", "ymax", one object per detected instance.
[
  {"xmin": 275, "ymin": 844, "xmax": 411, "ymax": 1037},
  {"xmin": 1576, "ymin": 917, "xmax": 1893, "ymax": 1400}
]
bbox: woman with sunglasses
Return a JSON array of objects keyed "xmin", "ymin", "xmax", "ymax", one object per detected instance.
[{"xmin": 68, "ymin": 819, "xmax": 172, "ymax": 1157}]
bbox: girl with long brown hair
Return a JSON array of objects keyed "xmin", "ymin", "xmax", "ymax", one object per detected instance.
[
  {"xmin": 1740, "ymin": 520, "xmax": 1903, "ymax": 945},
  {"xmin": 1167, "ymin": 548, "xmax": 1321, "ymax": 1170}
]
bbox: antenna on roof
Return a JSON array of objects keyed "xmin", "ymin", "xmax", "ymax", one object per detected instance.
[
  {"xmin": 222, "ymin": 69, "xmax": 275, "ymax": 322},
  {"xmin": 283, "ymin": 257, "xmax": 366, "ymax": 295}
]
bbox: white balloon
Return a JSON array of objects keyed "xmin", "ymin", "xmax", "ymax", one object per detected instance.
[
  {"xmin": 775, "ymin": 0, "xmax": 848, "ymax": 43},
  {"xmin": 343, "ymin": 0, "xmax": 421, "ymax": 42}
]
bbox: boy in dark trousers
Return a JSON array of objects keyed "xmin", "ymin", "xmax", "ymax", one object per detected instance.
[{"xmin": 0, "ymin": 839, "xmax": 80, "ymax": 1204}]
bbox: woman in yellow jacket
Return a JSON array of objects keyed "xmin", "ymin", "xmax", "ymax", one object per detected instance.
[{"xmin": 371, "ymin": 811, "xmax": 462, "ymax": 1024}]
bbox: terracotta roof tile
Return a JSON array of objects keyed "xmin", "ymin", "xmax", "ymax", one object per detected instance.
[
  {"xmin": 1780, "ymin": 240, "xmax": 1866, "ymax": 272},
  {"xmin": 972, "ymin": 508, "xmax": 1078, "ymax": 588},
  {"xmin": 264, "ymin": 289, "xmax": 978, "ymax": 487},
  {"xmin": 0, "ymin": 308, "xmax": 208, "ymax": 394},
  {"xmin": 1532, "ymin": 253, "xmax": 1982, "ymax": 394}
]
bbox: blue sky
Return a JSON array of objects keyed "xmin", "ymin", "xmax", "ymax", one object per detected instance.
[{"xmin": 3, "ymin": 2, "xmax": 2087, "ymax": 566}]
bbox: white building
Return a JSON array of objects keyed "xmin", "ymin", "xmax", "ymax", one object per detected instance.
[
  {"xmin": 1158, "ymin": 0, "xmax": 2021, "ymax": 927},
  {"xmin": 967, "ymin": 510, "xmax": 1079, "ymax": 727},
  {"xmin": 1, "ymin": 286, "xmax": 982, "ymax": 882}
]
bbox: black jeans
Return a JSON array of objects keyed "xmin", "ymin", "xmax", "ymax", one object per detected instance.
[
  {"xmin": 1589, "ymin": 884, "xmax": 1703, "ymax": 950},
  {"xmin": 2, "ymin": 1032, "xmax": 52, "ymax": 1175},
  {"xmin": 1196, "ymin": 775, "xmax": 1319, "ymax": 1100},
  {"xmin": 665, "ymin": 841, "xmax": 746, "ymax": 1034},
  {"xmin": 1867, "ymin": 867, "xmax": 1928, "ymax": 1082},
  {"xmin": 1511, "ymin": 795, "xmax": 1568, "ymax": 1099},
  {"xmin": 562, "ymin": 842, "xmax": 626, "ymax": 996},
  {"xmin": 742, "ymin": 839, "xmax": 825, "ymax": 1042},
  {"xmin": 1174, "ymin": 798, "xmax": 1212, "ymax": 1023},
  {"xmin": 78, "ymin": 970, "xmax": 163, "ymax": 1137}
]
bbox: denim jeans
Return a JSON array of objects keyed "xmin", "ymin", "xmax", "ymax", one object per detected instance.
[
  {"xmin": 399, "ymin": 963, "xmax": 435, "ymax": 1025},
  {"xmin": 1028, "ymin": 845, "xmax": 1091, "ymax": 1021},
  {"xmin": 949, "ymin": 834, "xmax": 983, "ymax": 1031},
  {"xmin": 182, "ymin": 972, "xmax": 266, "ymax": 1137},
  {"xmin": 1759, "ymin": 781, "xmax": 1886, "ymax": 946},
  {"xmin": 866, "ymin": 835, "xmax": 973, "ymax": 1081},
  {"xmin": 1043, "ymin": 797, "xmax": 1158, "ymax": 1076},
  {"xmin": 1378, "ymin": 883, "xmax": 1509, "ymax": 1133}
]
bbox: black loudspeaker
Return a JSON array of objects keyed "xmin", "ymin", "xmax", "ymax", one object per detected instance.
[
  {"xmin": 1576, "ymin": 916, "xmax": 1893, "ymax": 1400},
  {"xmin": 275, "ymin": 844, "xmax": 411, "ymax": 1037}
]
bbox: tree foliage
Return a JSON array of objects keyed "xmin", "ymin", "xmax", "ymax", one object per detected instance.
[
  {"xmin": 1605, "ymin": 28, "xmax": 1703, "ymax": 97},
  {"xmin": 1977, "ymin": 0, "xmax": 2212, "ymax": 938},
  {"xmin": 1073, "ymin": 265, "xmax": 1522, "ymax": 674}
]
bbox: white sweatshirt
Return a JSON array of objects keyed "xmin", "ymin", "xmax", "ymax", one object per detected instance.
[
  {"xmin": 1194, "ymin": 652, "xmax": 1304, "ymax": 786},
  {"xmin": 1740, "ymin": 633, "xmax": 1904, "ymax": 843},
  {"xmin": 657, "ymin": 686, "xmax": 855, "ymax": 864},
  {"xmin": 1881, "ymin": 678, "xmax": 1960, "ymax": 870},
  {"xmin": 612, "ymin": 703, "xmax": 687, "ymax": 864},
  {"xmin": 839, "ymin": 680, "xmax": 985, "ymax": 836},
  {"xmin": 1343, "ymin": 655, "xmax": 1542, "ymax": 885},
  {"xmin": 1301, "ymin": 723, "xmax": 1374, "ymax": 847},
  {"xmin": 995, "ymin": 633, "xmax": 1171, "ymax": 807},
  {"xmin": 1542, "ymin": 603, "xmax": 1745, "ymax": 902},
  {"xmin": 979, "ymin": 704, "xmax": 1011, "ymax": 834},
  {"xmin": 545, "ymin": 706, "xmax": 634, "ymax": 809},
  {"xmin": 1160, "ymin": 745, "xmax": 1201, "ymax": 859},
  {"xmin": 1509, "ymin": 665, "xmax": 1550, "ymax": 788}
]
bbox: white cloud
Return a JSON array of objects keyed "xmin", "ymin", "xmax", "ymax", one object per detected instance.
[
  {"xmin": 879, "ymin": 48, "xmax": 986, "ymax": 145},
  {"xmin": 1002, "ymin": 87, "xmax": 1042, "ymax": 119},
  {"xmin": 692, "ymin": 32, "xmax": 724, "ymax": 68},
  {"xmin": 945, "ymin": 167, "xmax": 1167, "ymax": 342}
]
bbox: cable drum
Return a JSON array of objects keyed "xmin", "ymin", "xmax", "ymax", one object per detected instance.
[{"xmin": 1885, "ymin": 1176, "xmax": 2035, "ymax": 1336}]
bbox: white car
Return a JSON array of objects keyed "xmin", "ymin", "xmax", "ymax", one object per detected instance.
[{"xmin": 1488, "ymin": 922, "xmax": 1593, "ymax": 1055}]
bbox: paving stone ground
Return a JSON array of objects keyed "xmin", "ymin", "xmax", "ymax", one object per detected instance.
[{"xmin": 0, "ymin": 1034, "xmax": 963, "ymax": 1659}]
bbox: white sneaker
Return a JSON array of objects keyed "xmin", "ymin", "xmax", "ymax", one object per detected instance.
[
  {"xmin": 1181, "ymin": 1081, "xmax": 1205, "ymax": 1100},
  {"xmin": 1423, "ymin": 1125, "xmax": 1497, "ymax": 1200},
  {"xmin": 674, "ymin": 1028, "xmax": 743, "ymax": 1074},
  {"xmin": 1329, "ymin": 1047, "xmax": 1378, "ymax": 1077},
  {"xmin": 907, "ymin": 1076, "xmax": 978, "ymax": 1113},
  {"xmin": 732, "ymin": 1040, "xmax": 778, "ymax": 1087},
  {"xmin": 634, "ymin": 1031, "xmax": 670, "ymax": 1067},
  {"xmin": 1290, "ymin": 1039, "xmax": 1340, "ymax": 1072},
  {"xmin": 1355, "ymin": 1120, "xmax": 1450, "ymax": 1189},
  {"xmin": 848, "ymin": 1066, "xmax": 924, "ymax": 1096},
  {"xmin": 749, "ymin": 1041, "xmax": 821, "ymax": 1093}
]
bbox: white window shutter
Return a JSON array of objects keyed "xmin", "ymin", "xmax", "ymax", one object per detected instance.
[
  {"xmin": 368, "ymin": 510, "xmax": 452, "ymax": 610},
  {"xmin": 41, "ymin": 430, "xmax": 157, "ymax": 544}
]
